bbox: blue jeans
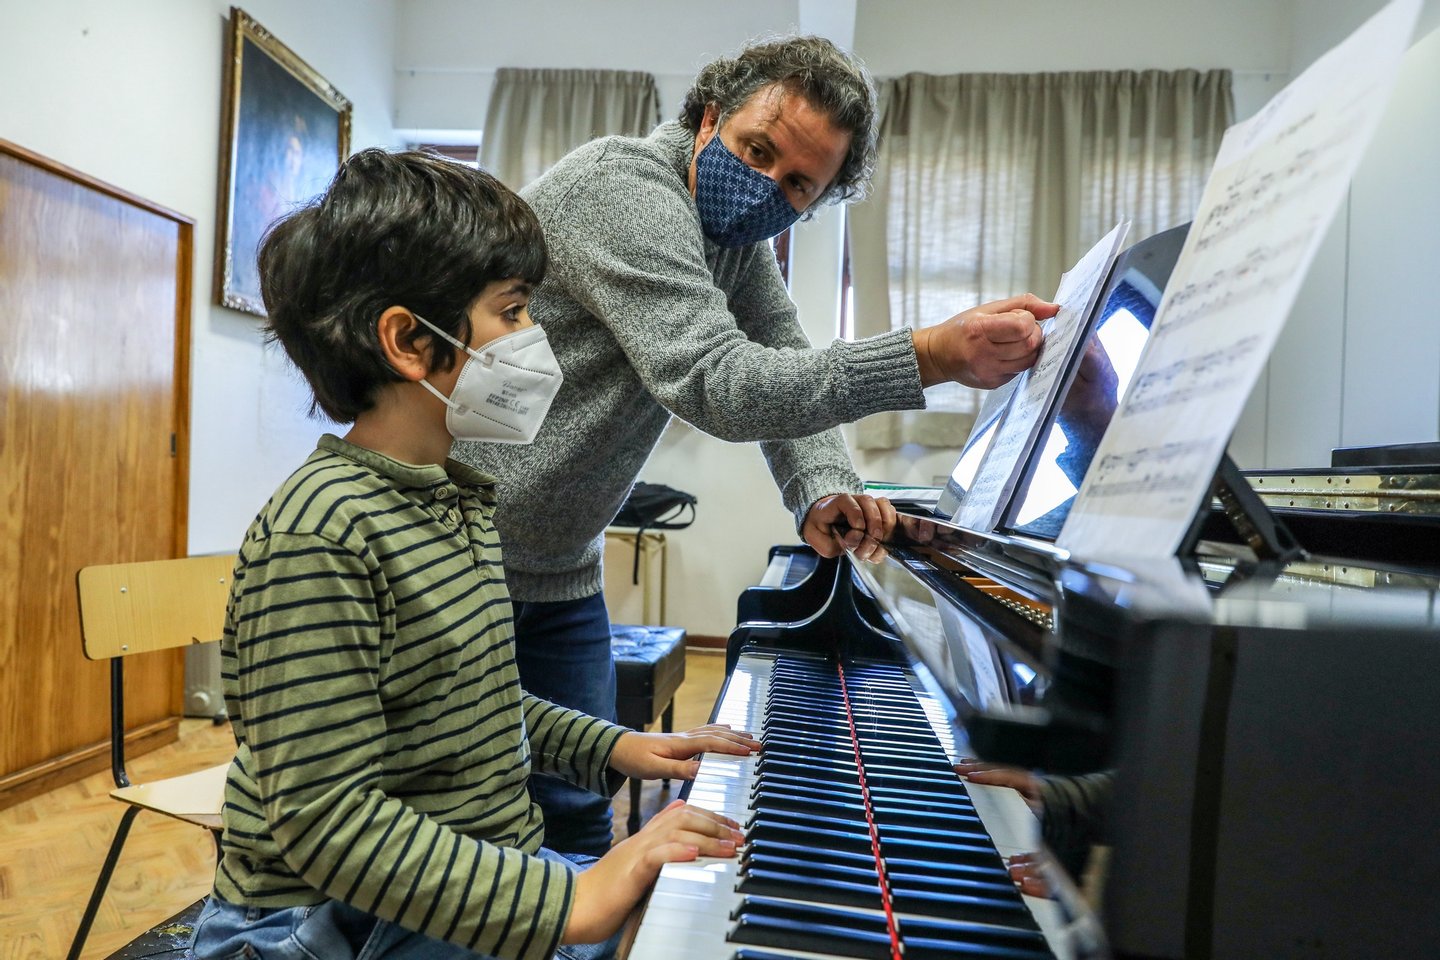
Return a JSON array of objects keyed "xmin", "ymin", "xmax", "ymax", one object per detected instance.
[
  {"xmin": 189, "ymin": 849, "xmax": 618, "ymax": 960},
  {"xmin": 511, "ymin": 592, "xmax": 617, "ymax": 858}
]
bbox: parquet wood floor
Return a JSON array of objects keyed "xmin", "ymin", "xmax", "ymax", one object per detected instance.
[{"xmin": 0, "ymin": 650, "xmax": 726, "ymax": 959}]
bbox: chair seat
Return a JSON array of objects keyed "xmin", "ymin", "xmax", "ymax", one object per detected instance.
[
  {"xmin": 611, "ymin": 625, "xmax": 686, "ymax": 730},
  {"xmin": 110, "ymin": 762, "xmax": 228, "ymax": 829}
]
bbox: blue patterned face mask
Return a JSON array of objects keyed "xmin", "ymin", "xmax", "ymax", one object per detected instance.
[{"xmin": 693, "ymin": 133, "xmax": 803, "ymax": 247}]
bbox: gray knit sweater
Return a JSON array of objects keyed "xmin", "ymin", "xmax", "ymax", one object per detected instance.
[{"xmin": 454, "ymin": 121, "xmax": 926, "ymax": 603}]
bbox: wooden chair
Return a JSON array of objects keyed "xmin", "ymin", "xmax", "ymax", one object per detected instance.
[{"xmin": 68, "ymin": 555, "xmax": 236, "ymax": 960}]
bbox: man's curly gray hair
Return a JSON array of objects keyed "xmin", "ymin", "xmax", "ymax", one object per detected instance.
[{"xmin": 679, "ymin": 35, "xmax": 878, "ymax": 208}]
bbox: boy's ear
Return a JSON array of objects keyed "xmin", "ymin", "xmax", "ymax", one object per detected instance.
[{"xmin": 376, "ymin": 306, "xmax": 431, "ymax": 381}]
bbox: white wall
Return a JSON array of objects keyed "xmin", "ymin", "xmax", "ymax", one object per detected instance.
[
  {"xmin": 0, "ymin": 0, "xmax": 400, "ymax": 556},
  {"xmin": 394, "ymin": 0, "xmax": 805, "ymax": 143},
  {"xmin": 1246, "ymin": 0, "xmax": 1440, "ymax": 468}
]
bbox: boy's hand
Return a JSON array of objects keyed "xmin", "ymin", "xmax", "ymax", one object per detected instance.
[
  {"xmin": 609, "ymin": 724, "xmax": 760, "ymax": 781},
  {"xmin": 562, "ymin": 799, "xmax": 744, "ymax": 943}
]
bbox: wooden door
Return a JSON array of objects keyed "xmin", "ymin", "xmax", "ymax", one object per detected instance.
[{"xmin": 0, "ymin": 141, "xmax": 192, "ymax": 807}]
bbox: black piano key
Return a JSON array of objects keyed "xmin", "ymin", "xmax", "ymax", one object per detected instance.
[
  {"xmin": 754, "ymin": 771, "xmax": 979, "ymax": 805},
  {"xmin": 748, "ymin": 814, "xmax": 1002, "ymax": 865},
  {"xmin": 745, "ymin": 837, "xmax": 1013, "ymax": 883},
  {"xmin": 889, "ymin": 867, "xmax": 1020, "ymax": 900},
  {"xmin": 885, "ymin": 852, "xmax": 1013, "ymax": 883},
  {"xmin": 751, "ymin": 774, "xmax": 976, "ymax": 815},
  {"xmin": 890, "ymin": 886, "xmax": 1039, "ymax": 927},
  {"xmin": 761, "ymin": 735, "xmax": 942, "ymax": 766},
  {"xmin": 737, "ymin": 866, "xmax": 888, "ymax": 910},
  {"xmin": 754, "ymin": 759, "xmax": 860, "ymax": 785},
  {"xmin": 729, "ymin": 897, "xmax": 1053, "ymax": 960},
  {"xmin": 739, "ymin": 854, "xmax": 1033, "ymax": 925},
  {"xmin": 752, "ymin": 786, "xmax": 986, "ymax": 831},
  {"xmin": 746, "ymin": 816, "xmax": 872, "ymax": 852},
  {"xmin": 751, "ymin": 799, "xmax": 985, "ymax": 838},
  {"xmin": 728, "ymin": 912, "xmax": 893, "ymax": 959},
  {"xmin": 767, "ymin": 705, "xmax": 931, "ymax": 728},
  {"xmin": 742, "ymin": 850, "xmax": 879, "ymax": 881},
  {"xmin": 743, "ymin": 837, "xmax": 885, "ymax": 873},
  {"xmin": 764, "ymin": 722, "xmax": 941, "ymax": 750}
]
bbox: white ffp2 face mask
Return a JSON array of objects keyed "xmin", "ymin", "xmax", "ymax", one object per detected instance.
[{"xmin": 413, "ymin": 314, "xmax": 563, "ymax": 444}]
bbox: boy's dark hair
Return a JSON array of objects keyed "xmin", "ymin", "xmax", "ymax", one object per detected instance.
[
  {"xmin": 258, "ymin": 148, "xmax": 547, "ymax": 423},
  {"xmin": 678, "ymin": 35, "xmax": 878, "ymax": 209}
]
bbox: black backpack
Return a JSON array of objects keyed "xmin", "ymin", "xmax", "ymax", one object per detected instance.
[{"xmin": 612, "ymin": 482, "xmax": 697, "ymax": 584}]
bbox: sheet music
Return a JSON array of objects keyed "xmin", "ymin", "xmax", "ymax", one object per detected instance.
[
  {"xmin": 1058, "ymin": 0, "xmax": 1421, "ymax": 558},
  {"xmin": 954, "ymin": 222, "xmax": 1129, "ymax": 531}
]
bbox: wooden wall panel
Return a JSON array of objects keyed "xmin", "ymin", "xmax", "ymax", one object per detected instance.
[{"xmin": 0, "ymin": 142, "xmax": 192, "ymax": 807}]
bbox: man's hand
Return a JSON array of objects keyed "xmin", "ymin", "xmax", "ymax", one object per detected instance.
[
  {"xmin": 801, "ymin": 494, "xmax": 897, "ymax": 563},
  {"xmin": 563, "ymin": 799, "xmax": 744, "ymax": 943},
  {"xmin": 608, "ymin": 725, "xmax": 760, "ymax": 781},
  {"xmin": 955, "ymin": 758, "xmax": 1043, "ymax": 816},
  {"xmin": 912, "ymin": 294, "xmax": 1060, "ymax": 389}
]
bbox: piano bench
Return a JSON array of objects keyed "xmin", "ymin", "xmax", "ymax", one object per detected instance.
[
  {"xmin": 103, "ymin": 898, "xmax": 203, "ymax": 958},
  {"xmin": 611, "ymin": 624, "xmax": 688, "ymax": 836}
]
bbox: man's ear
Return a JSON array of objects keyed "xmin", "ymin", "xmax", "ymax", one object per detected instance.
[
  {"xmin": 375, "ymin": 306, "xmax": 432, "ymax": 382},
  {"xmin": 697, "ymin": 102, "xmax": 721, "ymax": 147}
]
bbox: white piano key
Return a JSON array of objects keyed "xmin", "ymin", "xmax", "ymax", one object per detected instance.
[{"xmin": 757, "ymin": 554, "xmax": 790, "ymax": 588}]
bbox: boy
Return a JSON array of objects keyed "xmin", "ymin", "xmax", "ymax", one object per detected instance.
[{"xmin": 190, "ymin": 149, "xmax": 757, "ymax": 960}]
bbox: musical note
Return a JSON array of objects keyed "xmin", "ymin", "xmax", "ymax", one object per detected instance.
[
  {"xmin": 1121, "ymin": 335, "xmax": 1261, "ymax": 414},
  {"xmin": 1083, "ymin": 440, "xmax": 1210, "ymax": 500}
]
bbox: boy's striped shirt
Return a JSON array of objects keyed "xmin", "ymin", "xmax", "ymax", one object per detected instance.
[{"xmin": 213, "ymin": 434, "xmax": 624, "ymax": 960}]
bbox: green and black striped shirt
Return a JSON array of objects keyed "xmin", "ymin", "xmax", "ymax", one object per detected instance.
[{"xmin": 213, "ymin": 434, "xmax": 625, "ymax": 960}]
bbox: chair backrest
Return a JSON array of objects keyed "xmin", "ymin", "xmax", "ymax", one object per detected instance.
[{"xmin": 77, "ymin": 555, "xmax": 237, "ymax": 661}]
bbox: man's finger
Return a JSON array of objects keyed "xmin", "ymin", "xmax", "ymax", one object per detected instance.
[
  {"xmin": 857, "ymin": 496, "xmax": 882, "ymax": 537},
  {"xmin": 836, "ymin": 494, "xmax": 866, "ymax": 530},
  {"xmin": 980, "ymin": 310, "xmax": 1045, "ymax": 345},
  {"xmin": 981, "ymin": 292, "xmax": 1060, "ymax": 319}
]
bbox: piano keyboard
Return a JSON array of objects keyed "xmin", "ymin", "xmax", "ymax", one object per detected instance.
[
  {"xmin": 757, "ymin": 550, "xmax": 819, "ymax": 589},
  {"xmin": 626, "ymin": 649, "xmax": 1073, "ymax": 960}
]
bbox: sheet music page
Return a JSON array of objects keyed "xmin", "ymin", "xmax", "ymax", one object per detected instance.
[
  {"xmin": 1058, "ymin": 0, "xmax": 1421, "ymax": 559},
  {"xmin": 953, "ymin": 222, "xmax": 1130, "ymax": 531}
]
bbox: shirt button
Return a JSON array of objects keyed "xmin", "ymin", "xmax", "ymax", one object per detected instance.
[
  {"xmin": 435, "ymin": 485, "xmax": 453, "ymax": 500},
  {"xmin": 446, "ymin": 507, "xmax": 461, "ymax": 525}
]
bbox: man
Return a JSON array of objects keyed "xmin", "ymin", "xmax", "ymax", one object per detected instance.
[{"xmin": 453, "ymin": 36, "xmax": 1057, "ymax": 857}]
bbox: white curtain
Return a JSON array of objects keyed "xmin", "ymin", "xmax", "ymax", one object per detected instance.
[
  {"xmin": 480, "ymin": 68, "xmax": 662, "ymax": 190},
  {"xmin": 849, "ymin": 69, "xmax": 1232, "ymax": 450}
]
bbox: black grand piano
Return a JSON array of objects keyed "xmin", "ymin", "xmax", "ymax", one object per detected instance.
[{"xmin": 623, "ymin": 224, "xmax": 1440, "ymax": 960}]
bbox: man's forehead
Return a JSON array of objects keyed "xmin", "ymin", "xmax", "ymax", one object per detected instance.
[{"xmin": 736, "ymin": 83, "xmax": 792, "ymax": 125}]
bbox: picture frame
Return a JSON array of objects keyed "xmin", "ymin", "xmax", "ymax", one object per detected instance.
[{"xmin": 215, "ymin": 6, "xmax": 351, "ymax": 316}]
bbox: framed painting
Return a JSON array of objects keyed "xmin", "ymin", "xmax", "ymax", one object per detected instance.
[{"xmin": 216, "ymin": 7, "xmax": 351, "ymax": 316}]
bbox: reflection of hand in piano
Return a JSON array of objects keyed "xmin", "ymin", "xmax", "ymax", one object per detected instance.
[{"xmin": 956, "ymin": 759, "xmax": 1043, "ymax": 816}]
